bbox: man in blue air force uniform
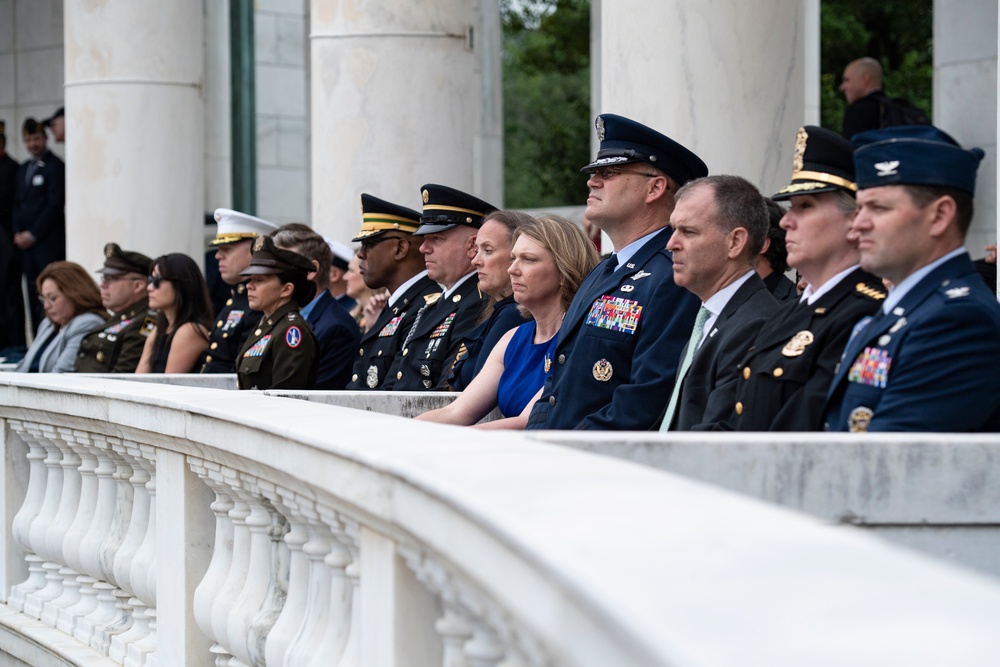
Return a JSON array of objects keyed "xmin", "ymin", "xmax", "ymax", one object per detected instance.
[
  {"xmin": 825, "ymin": 125, "xmax": 1000, "ymax": 432},
  {"xmin": 526, "ymin": 114, "xmax": 705, "ymax": 430}
]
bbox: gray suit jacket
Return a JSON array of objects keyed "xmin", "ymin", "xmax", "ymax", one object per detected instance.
[
  {"xmin": 16, "ymin": 312, "xmax": 107, "ymax": 373},
  {"xmin": 668, "ymin": 274, "xmax": 778, "ymax": 430}
]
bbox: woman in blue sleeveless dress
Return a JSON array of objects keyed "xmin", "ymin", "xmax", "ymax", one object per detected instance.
[{"xmin": 417, "ymin": 215, "xmax": 599, "ymax": 429}]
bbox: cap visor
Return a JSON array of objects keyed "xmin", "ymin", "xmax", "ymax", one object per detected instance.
[
  {"xmin": 97, "ymin": 267, "xmax": 129, "ymax": 276},
  {"xmin": 240, "ymin": 265, "xmax": 283, "ymax": 276},
  {"xmin": 771, "ymin": 182, "xmax": 844, "ymax": 201},
  {"xmin": 413, "ymin": 222, "xmax": 457, "ymax": 236}
]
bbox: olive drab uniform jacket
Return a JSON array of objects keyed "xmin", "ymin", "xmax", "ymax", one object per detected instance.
[
  {"xmin": 236, "ymin": 302, "xmax": 318, "ymax": 390},
  {"xmin": 74, "ymin": 297, "xmax": 156, "ymax": 373}
]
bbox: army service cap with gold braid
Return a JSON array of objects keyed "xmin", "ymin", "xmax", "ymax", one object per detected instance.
[
  {"xmin": 240, "ymin": 234, "xmax": 315, "ymax": 278},
  {"xmin": 353, "ymin": 194, "xmax": 422, "ymax": 242},
  {"xmin": 413, "ymin": 184, "xmax": 498, "ymax": 236},
  {"xmin": 97, "ymin": 243, "xmax": 154, "ymax": 277},
  {"xmin": 210, "ymin": 208, "xmax": 280, "ymax": 246},
  {"xmin": 772, "ymin": 125, "xmax": 857, "ymax": 201}
]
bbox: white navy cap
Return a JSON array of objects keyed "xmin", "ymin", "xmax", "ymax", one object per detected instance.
[{"xmin": 210, "ymin": 208, "xmax": 279, "ymax": 246}]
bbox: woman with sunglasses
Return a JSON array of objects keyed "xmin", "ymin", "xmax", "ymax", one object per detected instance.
[
  {"xmin": 136, "ymin": 253, "xmax": 213, "ymax": 373},
  {"xmin": 417, "ymin": 215, "xmax": 599, "ymax": 428},
  {"xmin": 235, "ymin": 235, "xmax": 319, "ymax": 390},
  {"xmin": 15, "ymin": 261, "xmax": 108, "ymax": 373}
]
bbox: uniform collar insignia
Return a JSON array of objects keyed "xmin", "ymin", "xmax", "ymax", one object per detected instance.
[{"xmin": 630, "ymin": 270, "xmax": 650, "ymax": 280}]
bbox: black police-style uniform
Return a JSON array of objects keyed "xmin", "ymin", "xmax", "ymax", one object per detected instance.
[
  {"xmin": 381, "ymin": 276, "xmax": 485, "ymax": 391},
  {"xmin": 200, "ymin": 282, "xmax": 261, "ymax": 373},
  {"xmin": 726, "ymin": 268, "xmax": 885, "ymax": 431},
  {"xmin": 526, "ymin": 228, "xmax": 701, "ymax": 430},
  {"xmin": 75, "ymin": 298, "xmax": 156, "ymax": 373},
  {"xmin": 346, "ymin": 274, "xmax": 440, "ymax": 390},
  {"xmin": 236, "ymin": 302, "xmax": 318, "ymax": 390}
]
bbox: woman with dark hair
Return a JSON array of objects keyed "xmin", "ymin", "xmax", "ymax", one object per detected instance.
[
  {"xmin": 448, "ymin": 209, "xmax": 534, "ymax": 390},
  {"xmin": 16, "ymin": 261, "xmax": 108, "ymax": 373},
  {"xmin": 136, "ymin": 253, "xmax": 213, "ymax": 373},
  {"xmin": 235, "ymin": 235, "xmax": 319, "ymax": 390},
  {"xmin": 417, "ymin": 215, "xmax": 599, "ymax": 429}
]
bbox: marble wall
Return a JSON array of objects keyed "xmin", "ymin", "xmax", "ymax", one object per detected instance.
[{"xmin": 934, "ymin": 0, "xmax": 998, "ymax": 256}]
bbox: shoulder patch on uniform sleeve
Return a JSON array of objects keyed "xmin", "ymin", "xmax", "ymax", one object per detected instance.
[
  {"xmin": 140, "ymin": 316, "xmax": 156, "ymax": 337},
  {"xmin": 855, "ymin": 282, "xmax": 886, "ymax": 301},
  {"xmin": 286, "ymin": 326, "xmax": 302, "ymax": 348}
]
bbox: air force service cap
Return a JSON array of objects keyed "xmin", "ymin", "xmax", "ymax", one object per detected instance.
[
  {"xmin": 240, "ymin": 234, "xmax": 315, "ymax": 278},
  {"xmin": 413, "ymin": 184, "xmax": 498, "ymax": 236},
  {"xmin": 211, "ymin": 208, "xmax": 280, "ymax": 246},
  {"xmin": 353, "ymin": 194, "xmax": 422, "ymax": 242},
  {"xmin": 772, "ymin": 125, "xmax": 857, "ymax": 200},
  {"xmin": 98, "ymin": 243, "xmax": 154, "ymax": 276},
  {"xmin": 581, "ymin": 113, "xmax": 708, "ymax": 186},
  {"xmin": 852, "ymin": 125, "xmax": 985, "ymax": 195}
]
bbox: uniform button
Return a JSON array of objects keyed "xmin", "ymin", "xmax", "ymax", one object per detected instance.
[
  {"xmin": 773, "ymin": 368, "xmax": 783, "ymax": 378},
  {"xmin": 352, "ymin": 373, "xmax": 358, "ymax": 381},
  {"xmin": 255, "ymin": 329, "xmax": 262, "ymax": 336},
  {"xmin": 217, "ymin": 320, "xmax": 224, "ymax": 328},
  {"xmin": 549, "ymin": 395, "xmax": 556, "ymax": 406},
  {"xmin": 742, "ymin": 367, "xmax": 751, "ymax": 380},
  {"xmin": 206, "ymin": 355, "xmax": 213, "ymax": 363},
  {"xmin": 96, "ymin": 352, "xmax": 105, "ymax": 362},
  {"xmin": 210, "ymin": 342, "xmax": 218, "ymax": 350},
  {"xmin": 226, "ymin": 298, "xmax": 233, "ymax": 306},
  {"xmin": 396, "ymin": 371, "xmax": 403, "ymax": 380},
  {"xmin": 402, "ymin": 348, "xmax": 408, "ymax": 356},
  {"xmin": 222, "ymin": 333, "xmax": 229, "ymax": 339},
  {"xmin": 735, "ymin": 402, "xmax": 744, "ymax": 415},
  {"xmin": 358, "ymin": 348, "xmax": 364, "ymax": 356},
  {"xmin": 557, "ymin": 354, "xmax": 566, "ymax": 364},
  {"xmin": 377, "ymin": 350, "xmax": 383, "ymax": 357}
]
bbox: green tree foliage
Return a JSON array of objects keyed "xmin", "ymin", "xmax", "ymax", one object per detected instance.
[
  {"xmin": 502, "ymin": 0, "xmax": 591, "ymax": 208},
  {"xmin": 821, "ymin": 0, "xmax": 933, "ymax": 133}
]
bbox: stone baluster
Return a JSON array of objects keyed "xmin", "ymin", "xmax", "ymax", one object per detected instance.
[
  {"xmin": 208, "ymin": 467, "xmax": 252, "ymax": 662},
  {"xmin": 191, "ymin": 460, "xmax": 237, "ymax": 665},
  {"xmin": 437, "ymin": 607, "xmax": 474, "ymax": 667},
  {"xmin": 464, "ymin": 626, "xmax": 506, "ymax": 667},
  {"xmin": 263, "ymin": 488, "xmax": 311, "ymax": 667},
  {"xmin": 300, "ymin": 504, "xmax": 354, "ymax": 667},
  {"xmin": 8, "ymin": 421, "xmax": 53, "ymax": 612},
  {"xmin": 332, "ymin": 517, "xmax": 361, "ymax": 667},
  {"xmin": 226, "ymin": 475, "xmax": 288, "ymax": 667},
  {"xmin": 110, "ymin": 442, "xmax": 157, "ymax": 664},
  {"xmin": 22, "ymin": 425, "xmax": 65, "ymax": 619},
  {"xmin": 57, "ymin": 433, "xmax": 102, "ymax": 634},
  {"xmin": 280, "ymin": 499, "xmax": 335, "ymax": 667}
]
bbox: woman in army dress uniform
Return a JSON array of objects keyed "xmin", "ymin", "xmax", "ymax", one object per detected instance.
[{"xmin": 235, "ymin": 235, "xmax": 318, "ymax": 390}]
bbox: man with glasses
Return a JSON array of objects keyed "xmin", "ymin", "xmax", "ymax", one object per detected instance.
[
  {"xmin": 526, "ymin": 114, "xmax": 706, "ymax": 430},
  {"xmin": 199, "ymin": 208, "xmax": 279, "ymax": 373},
  {"xmin": 381, "ymin": 184, "xmax": 495, "ymax": 391},
  {"xmin": 346, "ymin": 193, "xmax": 440, "ymax": 390},
  {"xmin": 74, "ymin": 243, "xmax": 155, "ymax": 373}
]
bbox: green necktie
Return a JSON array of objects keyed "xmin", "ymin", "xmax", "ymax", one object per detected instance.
[{"xmin": 659, "ymin": 305, "xmax": 711, "ymax": 431}]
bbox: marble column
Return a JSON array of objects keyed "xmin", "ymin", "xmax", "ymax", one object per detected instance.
[
  {"xmin": 308, "ymin": 0, "xmax": 503, "ymax": 243},
  {"xmin": 934, "ymin": 0, "xmax": 998, "ymax": 259},
  {"xmin": 63, "ymin": 0, "xmax": 205, "ymax": 266},
  {"xmin": 594, "ymin": 0, "xmax": 812, "ymax": 195}
]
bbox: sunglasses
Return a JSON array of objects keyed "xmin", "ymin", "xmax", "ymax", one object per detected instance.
[
  {"xmin": 147, "ymin": 275, "xmax": 169, "ymax": 289},
  {"xmin": 589, "ymin": 166, "xmax": 661, "ymax": 180}
]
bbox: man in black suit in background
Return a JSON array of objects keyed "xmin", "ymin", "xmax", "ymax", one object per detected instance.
[
  {"xmin": 12, "ymin": 118, "xmax": 65, "ymax": 331},
  {"xmin": 659, "ymin": 175, "xmax": 778, "ymax": 430},
  {"xmin": 0, "ymin": 121, "xmax": 26, "ymax": 357}
]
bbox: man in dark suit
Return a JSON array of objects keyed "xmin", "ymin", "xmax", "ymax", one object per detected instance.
[
  {"xmin": 12, "ymin": 118, "xmax": 65, "ymax": 331},
  {"xmin": 659, "ymin": 175, "xmax": 778, "ymax": 431},
  {"xmin": 0, "ymin": 121, "xmax": 26, "ymax": 357},
  {"xmin": 382, "ymin": 184, "xmax": 495, "ymax": 391},
  {"xmin": 840, "ymin": 57, "xmax": 884, "ymax": 139},
  {"xmin": 273, "ymin": 223, "xmax": 361, "ymax": 389},
  {"xmin": 825, "ymin": 125, "xmax": 1000, "ymax": 432},
  {"xmin": 345, "ymin": 194, "xmax": 440, "ymax": 390},
  {"xmin": 526, "ymin": 114, "xmax": 705, "ymax": 430}
]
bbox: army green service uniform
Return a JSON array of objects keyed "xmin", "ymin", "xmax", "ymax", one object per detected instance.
[{"xmin": 75, "ymin": 298, "xmax": 156, "ymax": 373}]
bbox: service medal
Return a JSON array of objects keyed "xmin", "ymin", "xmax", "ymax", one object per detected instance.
[{"xmin": 781, "ymin": 330, "xmax": 814, "ymax": 357}]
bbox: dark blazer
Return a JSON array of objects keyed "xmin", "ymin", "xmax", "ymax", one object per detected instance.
[
  {"xmin": 236, "ymin": 302, "xmax": 318, "ymax": 390},
  {"xmin": 763, "ymin": 271, "xmax": 797, "ymax": 302},
  {"xmin": 200, "ymin": 282, "xmax": 261, "ymax": 373},
  {"xmin": 448, "ymin": 295, "xmax": 528, "ymax": 391},
  {"xmin": 305, "ymin": 290, "xmax": 361, "ymax": 390},
  {"xmin": 669, "ymin": 274, "xmax": 779, "ymax": 431},
  {"xmin": 842, "ymin": 90, "xmax": 884, "ymax": 139},
  {"xmin": 346, "ymin": 274, "xmax": 440, "ymax": 390},
  {"xmin": 726, "ymin": 267, "xmax": 885, "ymax": 431},
  {"xmin": 825, "ymin": 254, "xmax": 1000, "ymax": 432},
  {"xmin": 74, "ymin": 297, "xmax": 156, "ymax": 373},
  {"xmin": 12, "ymin": 149, "xmax": 65, "ymax": 255},
  {"xmin": 382, "ymin": 275, "xmax": 486, "ymax": 391},
  {"xmin": 0, "ymin": 152, "xmax": 17, "ymax": 234},
  {"xmin": 0, "ymin": 152, "xmax": 24, "ymax": 349},
  {"xmin": 526, "ymin": 227, "xmax": 701, "ymax": 430}
]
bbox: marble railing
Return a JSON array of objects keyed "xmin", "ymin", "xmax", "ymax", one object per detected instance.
[{"xmin": 2, "ymin": 375, "xmax": 1000, "ymax": 666}]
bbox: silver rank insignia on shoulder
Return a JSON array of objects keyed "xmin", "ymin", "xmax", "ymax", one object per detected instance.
[
  {"xmin": 620, "ymin": 285, "xmax": 635, "ymax": 292},
  {"xmin": 631, "ymin": 270, "xmax": 651, "ymax": 280},
  {"xmin": 945, "ymin": 286, "xmax": 970, "ymax": 299}
]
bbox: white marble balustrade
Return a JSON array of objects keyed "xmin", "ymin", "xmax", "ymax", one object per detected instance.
[{"xmin": 2, "ymin": 374, "xmax": 1000, "ymax": 667}]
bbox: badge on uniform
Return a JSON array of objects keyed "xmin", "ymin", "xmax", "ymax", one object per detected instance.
[
  {"xmin": 366, "ymin": 365, "xmax": 379, "ymax": 388},
  {"xmin": 592, "ymin": 358, "xmax": 613, "ymax": 382},
  {"xmin": 286, "ymin": 326, "xmax": 302, "ymax": 348},
  {"xmin": 847, "ymin": 346, "xmax": 891, "ymax": 389},
  {"xmin": 141, "ymin": 317, "xmax": 156, "ymax": 337},
  {"xmin": 848, "ymin": 406, "xmax": 874, "ymax": 432},
  {"xmin": 243, "ymin": 335, "xmax": 272, "ymax": 357},
  {"xmin": 430, "ymin": 313, "xmax": 456, "ymax": 339},
  {"xmin": 781, "ymin": 330, "xmax": 814, "ymax": 357},
  {"xmin": 379, "ymin": 315, "xmax": 403, "ymax": 337},
  {"xmin": 585, "ymin": 295, "xmax": 642, "ymax": 334}
]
